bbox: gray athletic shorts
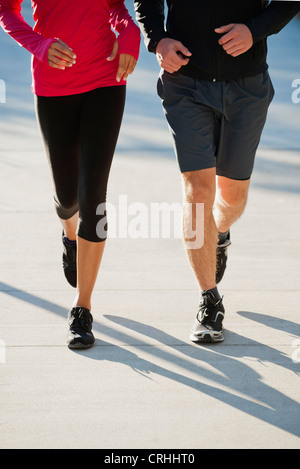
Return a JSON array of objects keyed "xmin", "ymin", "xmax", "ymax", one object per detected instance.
[{"xmin": 157, "ymin": 70, "xmax": 274, "ymax": 179}]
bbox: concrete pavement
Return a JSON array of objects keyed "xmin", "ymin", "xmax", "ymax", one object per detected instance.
[
  {"xmin": 0, "ymin": 144, "xmax": 299, "ymax": 449},
  {"xmin": 0, "ymin": 7, "xmax": 299, "ymax": 449}
]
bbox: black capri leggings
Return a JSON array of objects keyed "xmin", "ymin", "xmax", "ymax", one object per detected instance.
[{"xmin": 35, "ymin": 85, "xmax": 126, "ymax": 242}]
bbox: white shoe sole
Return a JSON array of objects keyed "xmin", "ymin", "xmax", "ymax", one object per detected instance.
[{"xmin": 190, "ymin": 330, "xmax": 224, "ymax": 343}]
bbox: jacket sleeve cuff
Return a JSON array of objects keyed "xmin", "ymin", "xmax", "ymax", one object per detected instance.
[
  {"xmin": 117, "ymin": 23, "xmax": 141, "ymax": 61},
  {"xmin": 35, "ymin": 37, "xmax": 57, "ymax": 65},
  {"xmin": 244, "ymin": 19, "xmax": 263, "ymax": 44},
  {"xmin": 147, "ymin": 31, "xmax": 169, "ymax": 53}
]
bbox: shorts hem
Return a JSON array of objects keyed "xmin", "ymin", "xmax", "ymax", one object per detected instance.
[
  {"xmin": 216, "ymin": 172, "xmax": 252, "ymax": 181},
  {"xmin": 179, "ymin": 162, "xmax": 216, "ymax": 174},
  {"xmin": 77, "ymin": 230, "xmax": 107, "ymax": 243}
]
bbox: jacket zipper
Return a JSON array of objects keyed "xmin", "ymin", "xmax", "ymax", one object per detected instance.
[{"xmin": 211, "ymin": 0, "xmax": 217, "ymax": 82}]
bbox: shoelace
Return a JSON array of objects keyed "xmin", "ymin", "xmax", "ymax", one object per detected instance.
[
  {"xmin": 197, "ymin": 296, "xmax": 223, "ymax": 322},
  {"xmin": 69, "ymin": 309, "xmax": 92, "ymax": 333}
]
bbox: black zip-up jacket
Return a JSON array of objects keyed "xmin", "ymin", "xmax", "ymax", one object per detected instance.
[{"xmin": 134, "ymin": 0, "xmax": 300, "ymax": 81}]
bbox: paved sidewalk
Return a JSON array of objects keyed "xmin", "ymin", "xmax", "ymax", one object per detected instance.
[
  {"xmin": 0, "ymin": 7, "xmax": 299, "ymax": 449},
  {"xmin": 0, "ymin": 143, "xmax": 299, "ymax": 449}
]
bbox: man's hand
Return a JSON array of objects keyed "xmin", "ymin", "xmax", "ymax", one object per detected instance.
[
  {"xmin": 48, "ymin": 39, "xmax": 76, "ymax": 70},
  {"xmin": 107, "ymin": 40, "xmax": 137, "ymax": 82},
  {"xmin": 156, "ymin": 38, "xmax": 192, "ymax": 74},
  {"xmin": 215, "ymin": 24, "xmax": 253, "ymax": 57}
]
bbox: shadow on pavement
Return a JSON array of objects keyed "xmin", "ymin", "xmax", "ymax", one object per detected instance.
[
  {"xmin": 98, "ymin": 314, "xmax": 300, "ymax": 440},
  {"xmin": 1, "ymin": 280, "xmax": 299, "ymax": 439}
]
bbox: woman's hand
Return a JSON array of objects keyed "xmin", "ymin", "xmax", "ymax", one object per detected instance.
[
  {"xmin": 107, "ymin": 40, "xmax": 137, "ymax": 82},
  {"xmin": 48, "ymin": 38, "xmax": 76, "ymax": 70}
]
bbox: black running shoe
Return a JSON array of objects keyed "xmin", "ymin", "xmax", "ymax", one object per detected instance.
[
  {"xmin": 67, "ymin": 307, "xmax": 95, "ymax": 349},
  {"xmin": 216, "ymin": 231, "xmax": 231, "ymax": 284},
  {"xmin": 62, "ymin": 233, "xmax": 77, "ymax": 288},
  {"xmin": 190, "ymin": 291, "xmax": 225, "ymax": 343}
]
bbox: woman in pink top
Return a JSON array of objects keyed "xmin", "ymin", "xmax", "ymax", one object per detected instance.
[{"xmin": 0, "ymin": 0, "xmax": 140, "ymax": 349}]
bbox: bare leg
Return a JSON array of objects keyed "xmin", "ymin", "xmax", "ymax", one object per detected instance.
[
  {"xmin": 182, "ymin": 168, "xmax": 217, "ymax": 291},
  {"xmin": 74, "ymin": 237, "xmax": 106, "ymax": 311},
  {"xmin": 60, "ymin": 214, "xmax": 105, "ymax": 311},
  {"xmin": 60, "ymin": 212, "xmax": 79, "ymax": 241},
  {"xmin": 214, "ymin": 176, "xmax": 250, "ymax": 233}
]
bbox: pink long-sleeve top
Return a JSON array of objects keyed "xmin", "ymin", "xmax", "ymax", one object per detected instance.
[{"xmin": 0, "ymin": 0, "xmax": 141, "ymax": 96}]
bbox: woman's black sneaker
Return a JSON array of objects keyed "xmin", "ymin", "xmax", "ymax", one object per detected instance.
[
  {"xmin": 190, "ymin": 291, "xmax": 225, "ymax": 343},
  {"xmin": 67, "ymin": 307, "xmax": 95, "ymax": 349},
  {"xmin": 62, "ymin": 233, "xmax": 77, "ymax": 288},
  {"xmin": 216, "ymin": 231, "xmax": 231, "ymax": 284}
]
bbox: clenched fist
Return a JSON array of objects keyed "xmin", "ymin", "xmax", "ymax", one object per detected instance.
[
  {"xmin": 156, "ymin": 38, "xmax": 192, "ymax": 74},
  {"xmin": 215, "ymin": 24, "xmax": 253, "ymax": 57}
]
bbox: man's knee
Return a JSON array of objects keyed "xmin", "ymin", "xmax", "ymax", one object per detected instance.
[
  {"xmin": 217, "ymin": 177, "xmax": 250, "ymax": 209},
  {"xmin": 183, "ymin": 168, "xmax": 216, "ymax": 207}
]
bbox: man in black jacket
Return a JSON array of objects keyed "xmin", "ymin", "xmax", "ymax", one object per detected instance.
[{"xmin": 134, "ymin": 1, "xmax": 300, "ymax": 344}]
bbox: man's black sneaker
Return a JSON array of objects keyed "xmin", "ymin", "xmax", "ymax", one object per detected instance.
[
  {"xmin": 62, "ymin": 233, "xmax": 77, "ymax": 288},
  {"xmin": 67, "ymin": 307, "xmax": 95, "ymax": 349},
  {"xmin": 216, "ymin": 231, "xmax": 231, "ymax": 284},
  {"xmin": 190, "ymin": 291, "xmax": 225, "ymax": 343}
]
